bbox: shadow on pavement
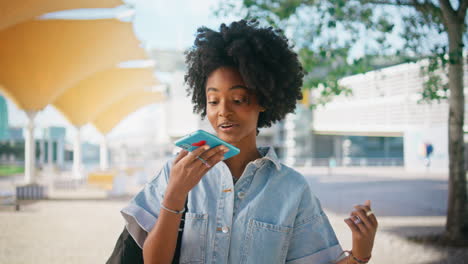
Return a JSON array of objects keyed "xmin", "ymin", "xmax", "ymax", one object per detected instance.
[
  {"xmin": 418, "ymin": 252, "xmax": 468, "ymax": 264},
  {"xmin": 383, "ymin": 225, "xmax": 468, "ymax": 264}
]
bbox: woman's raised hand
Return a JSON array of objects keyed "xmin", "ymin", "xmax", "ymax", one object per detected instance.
[
  {"xmin": 164, "ymin": 145, "xmax": 229, "ymax": 207},
  {"xmin": 344, "ymin": 200, "xmax": 378, "ymax": 262}
]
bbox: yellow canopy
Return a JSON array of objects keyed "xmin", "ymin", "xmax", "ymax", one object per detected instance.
[
  {"xmin": 0, "ymin": 18, "xmax": 147, "ymax": 111},
  {"xmin": 0, "ymin": 0, "xmax": 122, "ymax": 31},
  {"xmin": 53, "ymin": 68, "xmax": 157, "ymax": 127},
  {"xmin": 93, "ymin": 90, "xmax": 165, "ymax": 134}
]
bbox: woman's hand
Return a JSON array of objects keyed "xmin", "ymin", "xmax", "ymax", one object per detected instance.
[
  {"xmin": 344, "ymin": 200, "xmax": 378, "ymax": 262},
  {"xmin": 163, "ymin": 145, "xmax": 228, "ymax": 208}
]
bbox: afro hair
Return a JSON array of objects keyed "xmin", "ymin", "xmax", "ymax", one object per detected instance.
[{"xmin": 184, "ymin": 19, "xmax": 304, "ymax": 128}]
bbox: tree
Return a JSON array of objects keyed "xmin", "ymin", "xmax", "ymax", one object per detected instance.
[{"xmin": 216, "ymin": 0, "xmax": 467, "ymax": 241}]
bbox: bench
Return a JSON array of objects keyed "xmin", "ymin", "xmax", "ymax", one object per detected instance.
[{"xmin": 0, "ymin": 190, "xmax": 19, "ymax": 211}]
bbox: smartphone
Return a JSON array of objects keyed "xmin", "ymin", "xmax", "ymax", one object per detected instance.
[{"xmin": 174, "ymin": 130, "xmax": 240, "ymax": 160}]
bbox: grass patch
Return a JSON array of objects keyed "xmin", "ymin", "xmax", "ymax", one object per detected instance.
[{"xmin": 0, "ymin": 165, "xmax": 24, "ymax": 176}]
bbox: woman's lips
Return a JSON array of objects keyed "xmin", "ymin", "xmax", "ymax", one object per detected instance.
[{"xmin": 218, "ymin": 124, "xmax": 239, "ymax": 132}]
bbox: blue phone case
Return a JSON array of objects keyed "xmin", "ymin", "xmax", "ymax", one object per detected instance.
[{"xmin": 174, "ymin": 130, "xmax": 240, "ymax": 160}]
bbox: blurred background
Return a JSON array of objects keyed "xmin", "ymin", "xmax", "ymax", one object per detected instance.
[{"xmin": 0, "ymin": 0, "xmax": 467, "ymax": 263}]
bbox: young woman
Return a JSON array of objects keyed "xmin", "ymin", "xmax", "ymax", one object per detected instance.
[{"xmin": 120, "ymin": 20, "xmax": 377, "ymax": 264}]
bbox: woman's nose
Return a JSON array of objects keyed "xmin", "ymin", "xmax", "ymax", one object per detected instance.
[{"xmin": 218, "ymin": 101, "xmax": 233, "ymax": 117}]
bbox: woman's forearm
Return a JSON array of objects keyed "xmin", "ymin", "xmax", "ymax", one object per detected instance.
[{"xmin": 143, "ymin": 196, "xmax": 186, "ymax": 264}]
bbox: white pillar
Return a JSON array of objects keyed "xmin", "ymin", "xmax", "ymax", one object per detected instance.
[
  {"xmin": 57, "ymin": 138, "xmax": 64, "ymax": 168},
  {"xmin": 100, "ymin": 134, "xmax": 109, "ymax": 171},
  {"xmin": 39, "ymin": 138, "xmax": 45, "ymax": 166},
  {"xmin": 72, "ymin": 126, "xmax": 82, "ymax": 179},
  {"xmin": 47, "ymin": 137, "xmax": 53, "ymax": 166},
  {"xmin": 24, "ymin": 110, "xmax": 37, "ymax": 184},
  {"xmin": 120, "ymin": 144, "xmax": 128, "ymax": 170},
  {"xmin": 334, "ymin": 136, "xmax": 343, "ymax": 160}
]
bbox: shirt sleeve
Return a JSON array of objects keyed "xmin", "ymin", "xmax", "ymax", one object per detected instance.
[
  {"xmin": 120, "ymin": 159, "xmax": 173, "ymax": 248},
  {"xmin": 286, "ymin": 184, "xmax": 344, "ymax": 264}
]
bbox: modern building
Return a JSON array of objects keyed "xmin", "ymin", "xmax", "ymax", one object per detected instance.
[{"xmin": 300, "ymin": 60, "xmax": 468, "ymax": 173}]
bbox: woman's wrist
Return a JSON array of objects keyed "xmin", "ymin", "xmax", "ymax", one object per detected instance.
[
  {"xmin": 338, "ymin": 250, "xmax": 370, "ymax": 264},
  {"xmin": 162, "ymin": 191, "xmax": 187, "ymax": 211},
  {"xmin": 349, "ymin": 251, "xmax": 371, "ymax": 264},
  {"xmin": 351, "ymin": 252, "xmax": 371, "ymax": 263}
]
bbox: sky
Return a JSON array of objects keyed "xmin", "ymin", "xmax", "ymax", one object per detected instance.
[
  {"xmin": 130, "ymin": 0, "xmax": 239, "ymax": 50},
  {"xmin": 5, "ymin": 0, "xmax": 240, "ymax": 144}
]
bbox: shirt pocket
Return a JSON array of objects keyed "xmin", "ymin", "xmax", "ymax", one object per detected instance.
[
  {"xmin": 180, "ymin": 213, "xmax": 208, "ymax": 264},
  {"xmin": 241, "ymin": 219, "xmax": 293, "ymax": 264}
]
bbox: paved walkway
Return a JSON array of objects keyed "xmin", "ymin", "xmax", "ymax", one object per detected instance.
[{"xmin": 0, "ymin": 166, "xmax": 466, "ymax": 264}]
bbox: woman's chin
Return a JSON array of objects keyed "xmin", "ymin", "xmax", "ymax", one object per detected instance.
[
  {"xmin": 218, "ymin": 134, "xmax": 237, "ymax": 144},
  {"xmin": 215, "ymin": 129, "xmax": 257, "ymax": 148},
  {"xmin": 215, "ymin": 132, "xmax": 238, "ymax": 145}
]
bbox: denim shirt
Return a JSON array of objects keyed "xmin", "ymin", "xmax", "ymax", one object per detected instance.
[{"xmin": 121, "ymin": 147, "xmax": 343, "ymax": 264}]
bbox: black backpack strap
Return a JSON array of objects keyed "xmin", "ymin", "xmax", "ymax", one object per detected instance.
[
  {"xmin": 107, "ymin": 199, "xmax": 189, "ymax": 264},
  {"xmin": 172, "ymin": 198, "xmax": 189, "ymax": 263}
]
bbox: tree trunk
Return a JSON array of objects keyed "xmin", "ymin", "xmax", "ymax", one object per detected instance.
[{"xmin": 445, "ymin": 21, "xmax": 467, "ymax": 241}]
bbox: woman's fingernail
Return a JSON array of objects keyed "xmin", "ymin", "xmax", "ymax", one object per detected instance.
[{"xmin": 219, "ymin": 146, "xmax": 227, "ymax": 151}]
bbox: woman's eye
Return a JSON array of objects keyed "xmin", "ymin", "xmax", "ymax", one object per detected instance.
[
  {"xmin": 208, "ymin": 101, "xmax": 218, "ymax": 105},
  {"xmin": 233, "ymin": 98, "xmax": 247, "ymax": 104}
]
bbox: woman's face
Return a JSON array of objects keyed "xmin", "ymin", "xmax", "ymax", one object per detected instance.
[{"xmin": 205, "ymin": 67, "xmax": 263, "ymax": 146}]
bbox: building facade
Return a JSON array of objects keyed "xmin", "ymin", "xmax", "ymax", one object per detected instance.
[{"xmin": 308, "ymin": 61, "xmax": 468, "ymax": 172}]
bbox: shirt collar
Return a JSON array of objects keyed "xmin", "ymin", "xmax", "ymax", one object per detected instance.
[{"xmin": 257, "ymin": 146, "xmax": 282, "ymax": 171}]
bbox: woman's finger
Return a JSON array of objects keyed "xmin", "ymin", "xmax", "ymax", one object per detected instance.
[
  {"xmin": 354, "ymin": 204, "xmax": 371, "ymax": 213},
  {"xmin": 349, "ymin": 213, "xmax": 368, "ymax": 234},
  {"xmin": 354, "ymin": 200, "xmax": 378, "ymax": 226},
  {"xmin": 352, "ymin": 209, "xmax": 373, "ymax": 231},
  {"xmin": 344, "ymin": 217, "xmax": 361, "ymax": 235},
  {"xmin": 195, "ymin": 146, "xmax": 227, "ymax": 169},
  {"xmin": 354, "ymin": 205, "xmax": 378, "ymax": 227},
  {"xmin": 183, "ymin": 145, "xmax": 210, "ymax": 163},
  {"xmin": 204, "ymin": 150, "xmax": 227, "ymax": 167},
  {"xmin": 201, "ymin": 145, "xmax": 229, "ymax": 161},
  {"xmin": 364, "ymin": 200, "xmax": 371, "ymax": 208},
  {"xmin": 173, "ymin": 149, "xmax": 188, "ymax": 165},
  {"xmin": 368, "ymin": 213, "xmax": 378, "ymax": 227},
  {"xmin": 193, "ymin": 145, "xmax": 229, "ymax": 168}
]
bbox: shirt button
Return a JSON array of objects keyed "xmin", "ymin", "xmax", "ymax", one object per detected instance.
[
  {"xmin": 222, "ymin": 226, "xmax": 230, "ymax": 233},
  {"xmin": 237, "ymin": 192, "xmax": 245, "ymax": 199}
]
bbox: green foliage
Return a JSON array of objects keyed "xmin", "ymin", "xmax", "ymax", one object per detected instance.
[
  {"xmin": 419, "ymin": 45, "xmax": 449, "ymax": 103},
  {"xmin": 215, "ymin": 0, "xmax": 464, "ymax": 107},
  {"xmin": 0, "ymin": 141, "xmax": 24, "ymax": 158},
  {"xmin": 0, "ymin": 165, "xmax": 24, "ymax": 177}
]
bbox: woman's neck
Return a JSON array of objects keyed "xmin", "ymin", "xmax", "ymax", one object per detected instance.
[{"xmin": 224, "ymin": 142, "xmax": 261, "ymax": 179}]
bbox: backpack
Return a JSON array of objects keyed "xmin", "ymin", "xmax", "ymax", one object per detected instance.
[{"xmin": 106, "ymin": 200, "xmax": 188, "ymax": 264}]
